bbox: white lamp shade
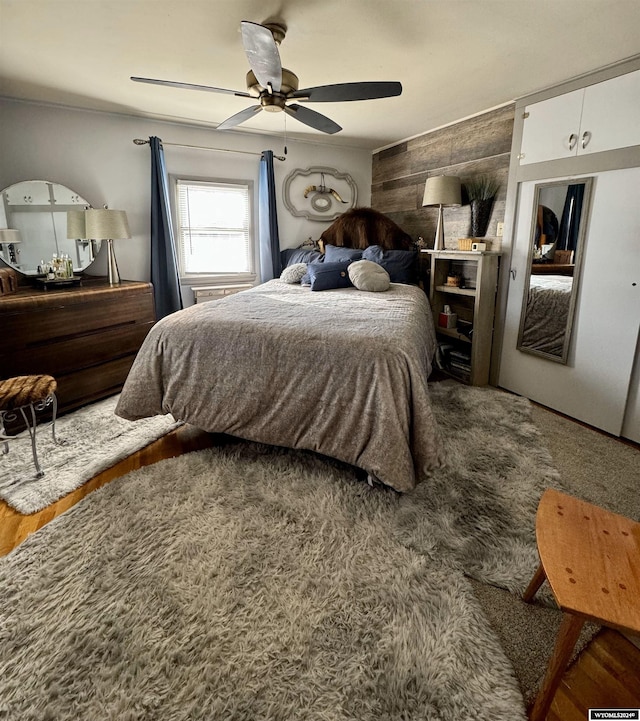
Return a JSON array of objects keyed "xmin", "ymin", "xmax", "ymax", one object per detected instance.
[
  {"xmin": 0, "ymin": 229, "xmax": 22, "ymax": 244},
  {"xmin": 67, "ymin": 210, "xmax": 87, "ymax": 239},
  {"xmin": 422, "ymin": 176, "xmax": 461, "ymax": 207},
  {"xmin": 84, "ymin": 209, "xmax": 131, "ymax": 240}
]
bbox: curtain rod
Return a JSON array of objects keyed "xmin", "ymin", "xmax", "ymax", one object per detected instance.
[{"xmin": 132, "ymin": 138, "xmax": 285, "ymax": 161}]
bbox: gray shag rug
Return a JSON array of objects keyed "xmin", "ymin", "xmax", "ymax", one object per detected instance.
[
  {"xmin": 0, "ymin": 382, "xmax": 609, "ymax": 720},
  {"xmin": 0, "ymin": 395, "xmax": 180, "ymax": 514}
]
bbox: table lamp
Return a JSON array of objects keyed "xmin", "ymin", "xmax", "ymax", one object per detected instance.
[
  {"xmin": 422, "ymin": 176, "xmax": 461, "ymax": 251},
  {"xmin": 0, "ymin": 229, "xmax": 22, "ymax": 265},
  {"xmin": 66, "ymin": 210, "xmax": 87, "ymax": 241},
  {"xmin": 84, "ymin": 208, "xmax": 131, "ymax": 285}
]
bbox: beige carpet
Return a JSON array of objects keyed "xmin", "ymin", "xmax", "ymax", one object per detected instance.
[{"xmin": 531, "ymin": 403, "xmax": 640, "ymax": 520}]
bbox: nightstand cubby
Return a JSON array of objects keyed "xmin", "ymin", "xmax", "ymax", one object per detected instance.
[{"xmin": 424, "ymin": 250, "xmax": 499, "ymax": 386}]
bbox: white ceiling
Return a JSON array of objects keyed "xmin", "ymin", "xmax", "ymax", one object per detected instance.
[{"xmin": 1, "ymin": 0, "xmax": 640, "ymax": 151}]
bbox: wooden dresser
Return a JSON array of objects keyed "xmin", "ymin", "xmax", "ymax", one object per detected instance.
[{"xmin": 0, "ymin": 278, "xmax": 155, "ymax": 418}]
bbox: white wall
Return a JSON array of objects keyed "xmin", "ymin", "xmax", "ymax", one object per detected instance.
[{"xmin": 0, "ymin": 98, "xmax": 372, "ymax": 297}]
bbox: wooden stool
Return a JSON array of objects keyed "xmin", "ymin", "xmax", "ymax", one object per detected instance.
[
  {"xmin": 0, "ymin": 375, "xmax": 58, "ymax": 478},
  {"xmin": 524, "ymin": 488, "xmax": 640, "ymax": 721}
]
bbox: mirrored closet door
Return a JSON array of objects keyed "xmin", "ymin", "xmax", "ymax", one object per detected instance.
[{"xmin": 499, "ymin": 167, "xmax": 640, "ymax": 437}]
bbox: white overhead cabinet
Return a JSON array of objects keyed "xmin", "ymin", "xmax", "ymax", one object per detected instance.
[
  {"xmin": 499, "ymin": 63, "xmax": 640, "ymax": 443},
  {"xmin": 519, "ymin": 69, "xmax": 640, "ymax": 165}
]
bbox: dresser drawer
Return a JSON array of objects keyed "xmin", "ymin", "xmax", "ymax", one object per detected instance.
[
  {"xmin": 1, "ymin": 291, "xmax": 154, "ymax": 346},
  {"xmin": 55, "ymin": 355, "xmax": 140, "ymax": 411},
  {"xmin": 1, "ymin": 322, "xmax": 154, "ymax": 378}
]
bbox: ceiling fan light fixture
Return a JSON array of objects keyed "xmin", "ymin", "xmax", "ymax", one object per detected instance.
[{"xmin": 260, "ymin": 95, "xmax": 286, "ymax": 112}]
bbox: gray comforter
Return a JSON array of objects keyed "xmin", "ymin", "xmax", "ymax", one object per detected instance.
[
  {"xmin": 520, "ymin": 275, "xmax": 572, "ymax": 356},
  {"xmin": 116, "ymin": 280, "xmax": 440, "ymax": 492}
]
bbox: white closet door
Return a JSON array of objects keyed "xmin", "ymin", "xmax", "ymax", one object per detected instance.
[
  {"xmin": 499, "ymin": 167, "xmax": 640, "ymax": 435},
  {"xmin": 622, "ymin": 338, "xmax": 640, "ymax": 443}
]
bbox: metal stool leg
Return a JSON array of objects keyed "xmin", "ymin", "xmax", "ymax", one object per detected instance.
[
  {"xmin": 0, "ymin": 411, "xmax": 9, "ymax": 456},
  {"xmin": 0, "ymin": 411, "xmax": 8, "ymax": 455},
  {"xmin": 50, "ymin": 393, "xmax": 58, "ymax": 444},
  {"xmin": 19, "ymin": 403, "xmax": 44, "ymax": 478}
]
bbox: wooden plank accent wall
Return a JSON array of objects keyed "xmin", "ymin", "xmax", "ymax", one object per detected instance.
[{"xmin": 371, "ymin": 105, "xmax": 515, "ymax": 250}]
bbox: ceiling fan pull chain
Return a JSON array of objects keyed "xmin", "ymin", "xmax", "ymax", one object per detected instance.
[{"xmin": 283, "ymin": 112, "xmax": 288, "ymax": 155}]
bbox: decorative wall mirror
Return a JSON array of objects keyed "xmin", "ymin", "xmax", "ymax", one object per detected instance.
[
  {"xmin": 0, "ymin": 180, "xmax": 99, "ymax": 276},
  {"xmin": 517, "ymin": 177, "xmax": 593, "ymax": 363}
]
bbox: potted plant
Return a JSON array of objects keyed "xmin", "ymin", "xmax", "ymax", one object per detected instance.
[{"xmin": 465, "ymin": 175, "xmax": 500, "ymax": 238}]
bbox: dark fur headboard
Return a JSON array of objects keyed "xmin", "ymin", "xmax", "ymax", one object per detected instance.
[{"xmin": 320, "ymin": 207, "xmax": 413, "ymax": 251}]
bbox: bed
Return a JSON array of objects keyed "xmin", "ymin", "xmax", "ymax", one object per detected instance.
[
  {"xmin": 116, "ymin": 208, "xmax": 441, "ymax": 493},
  {"xmin": 520, "ymin": 274, "xmax": 573, "ymax": 355}
]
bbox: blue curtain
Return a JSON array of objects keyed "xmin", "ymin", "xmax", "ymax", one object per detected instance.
[
  {"xmin": 556, "ymin": 183, "xmax": 585, "ymax": 252},
  {"xmin": 150, "ymin": 136, "xmax": 183, "ymax": 319},
  {"xmin": 259, "ymin": 150, "xmax": 281, "ymax": 282}
]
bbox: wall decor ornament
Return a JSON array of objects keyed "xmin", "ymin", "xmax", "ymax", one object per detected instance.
[{"xmin": 283, "ymin": 166, "xmax": 357, "ymax": 222}]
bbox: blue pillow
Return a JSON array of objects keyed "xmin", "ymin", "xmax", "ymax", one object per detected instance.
[
  {"xmin": 323, "ymin": 244, "xmax": 363, "ymax": 263},
  {"xmin": 306, "ymin": 261, "xmax": 353, "ymax": 291},
  {"xmin": 362, "ymin": 245, "xmax": 418, "ymax": 284},
  {"xmin": 280, "ymin": 248, "xmax": 323, "ymax": 268}
]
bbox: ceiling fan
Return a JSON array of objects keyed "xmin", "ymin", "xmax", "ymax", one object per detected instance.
[{"xmin": 131, "ymin": 20, "xmax": 402, "ymax": 134}]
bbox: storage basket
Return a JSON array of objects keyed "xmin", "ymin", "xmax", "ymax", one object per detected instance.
[{"xmin": 457, "ymin": 238, "xmax": 491, "ymax": 251}]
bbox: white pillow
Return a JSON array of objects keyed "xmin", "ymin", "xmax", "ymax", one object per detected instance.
[
  {"xmin": 280, "ymin": 263, "xmax": 308, "ymax": 284},
  {"xmin": 348, "ymin": 259, "xmax": 390, "ymax": 292}
]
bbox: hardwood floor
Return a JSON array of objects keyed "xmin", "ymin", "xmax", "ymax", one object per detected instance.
[
  {"xmin": 1, "ymin": 426, "xmax": 639, "ymax": 720},
  {"xmin": 546, "ymin": 630, "xmax": 640, "ymax": 721}
]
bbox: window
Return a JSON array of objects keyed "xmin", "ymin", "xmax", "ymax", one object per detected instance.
[{"xmin": 175, "ymin": 178, "xmax": 254, "ymax": 282}]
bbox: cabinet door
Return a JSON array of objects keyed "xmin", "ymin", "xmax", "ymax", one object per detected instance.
[
  {"xmin": 519, "ymin": 89, "xmax": 584, "ymax": 165},
  {"xmin": 4, "ymin": 180, "xmax": 52, "ymax": 205},
  {"xmin": 622, "ymin": 350, "xmax": 640, "ymax": 443},
  {"xmin": 579, "ymin": 69, "xmax": 640, "ymax": 155},
  {"xmin": 51, "ymin": 183, "xmax": 87, "ymax": 206},
  {"xmin": 499, "ymin": 168, "xmax": 640, "ymax": 435}
]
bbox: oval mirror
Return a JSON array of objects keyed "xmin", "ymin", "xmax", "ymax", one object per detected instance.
[
  {"xmin": 0, "ymin": 180, "xmax": 101, "ymax": 276},
  {"xmin": 517, "ymin": 177, "xmax": 593, "ymax": 363}
]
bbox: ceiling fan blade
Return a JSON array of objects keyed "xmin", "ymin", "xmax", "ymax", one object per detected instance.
[
  {"xmin": 292, "ymin": 81, "xmax": 402, "ymax": 103},
  {"xmin": 284, "ymin": 104, "xmax": 341, "ymax": 134},
  {"xmin": 240, "ymin": 21, "xmax": 282, "ymax": 93},
  {"xmin": 131, "ymin": 76, "xmax": 252, "ymax": 98},
  {"xmin": 216, "ymin": 105, "xmax": 262, "ymax": 131}
]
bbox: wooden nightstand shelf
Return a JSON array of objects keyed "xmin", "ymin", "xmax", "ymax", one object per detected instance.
[{"xmin": 424, "ymin": 250, "xmax": 499, "ymax": 386}]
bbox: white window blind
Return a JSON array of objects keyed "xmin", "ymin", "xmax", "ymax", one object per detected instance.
[{"xmin": 175, "ymin": 179, "xmax": 252, "ymax": 278}]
